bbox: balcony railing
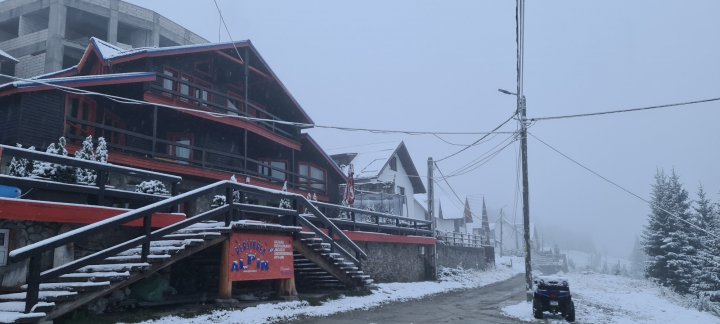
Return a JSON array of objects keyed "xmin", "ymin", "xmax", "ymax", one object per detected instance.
[
  {"xmin": 150, "ymin": 73, "xmax": 298, "ymax": 139},
  {"xmin": 64, "ymin": 117, "xmax": 327, "ymax": 194},
  {"xmin": 435, "ymin": 230, "xmax": 490, "ymax": 248}
]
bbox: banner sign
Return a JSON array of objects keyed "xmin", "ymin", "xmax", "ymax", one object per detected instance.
[{"xmin": 228, "ymin": 233, "xmax": 294, "ymax": 281}]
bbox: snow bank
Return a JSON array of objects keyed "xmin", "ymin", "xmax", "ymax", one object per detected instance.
[
  {"xmin": 502, "ymin": 272, "xmax": 720, "ymax": 323},
  {"xmin": 133, "ymin": 256, "xmax": 524, "ymax": 324}
]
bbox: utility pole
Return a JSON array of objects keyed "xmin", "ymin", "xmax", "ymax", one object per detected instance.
[
  {"xmin": 427, "ymin": 157, "xmax": 437, "ymax": 280},
  {"xmin": 515, "ymin": 0, "xmax": 533, "ymax": 300},
  {"xmin": 499, "ymin": 209, "xmax": 504, "ymax": 257}
]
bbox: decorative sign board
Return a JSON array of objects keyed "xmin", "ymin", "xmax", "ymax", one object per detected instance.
[{"xmin": 228, "ymin": 233, "xmax": 294, "ymax": 281}]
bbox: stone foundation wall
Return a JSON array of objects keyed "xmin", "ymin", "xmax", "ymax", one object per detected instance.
[
  {"xmin": 436, "ymin": 244, "xmax": 494, "ymax": 270},
  {"xmin": 341, "ymin": 241, "xmax": 435, "ymax": 283}
]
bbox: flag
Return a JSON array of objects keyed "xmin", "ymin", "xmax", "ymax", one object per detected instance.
[{"xmin": 343, "ymin": 164, "xmax": 355, "ymax": 207}]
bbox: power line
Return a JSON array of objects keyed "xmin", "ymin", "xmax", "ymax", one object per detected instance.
[
  {"xmin": 530, "ymin": 97, "xmax": 720, "ymax": 122},
  {"xmin": 0, "ymin": 73, "xmax": 517, "ymax": 138},
  {"xmin": 528, "ymin": 132, "xmax": 720, "ymax": 241},
  {"xmin": 211, "ymin": 0, "xmax": 244, "ymax": 63},
  {"xmin": 433, "ymin": 162, "xmax": 482, "ymax": 223},
  {"xmin": 445, "ymin": 132, "xmax": 519, "ymax": 178},
  {"xmin": 435, "ymin": 112, "xmax": 518, "ymax": 163}
]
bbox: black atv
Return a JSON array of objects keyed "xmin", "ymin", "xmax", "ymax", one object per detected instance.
[{"xmin": 532, "ymin": 276, "xmax": 575, "ymax": 322}]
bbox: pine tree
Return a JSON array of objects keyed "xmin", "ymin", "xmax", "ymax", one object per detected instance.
[
  {"xmin": 75, "ymin": 135, "xmax": 97, "ymax": 184},
  {"xmin": 95, "ymin": 137, "xmax": 108, "ymax": 163},
  {"xmin": 643, "ymin": 169, "xmax": 698, "ymax": 294},
  {"xmin": 689, "ymin": 185, "xmax": 720, "ymax": 300}
]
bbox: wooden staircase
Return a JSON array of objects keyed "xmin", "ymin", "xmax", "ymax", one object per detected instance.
[
  {"xmin": 0, "ymin": 180, "xmax": 370, "ymax": 323},
  {"xmin": 0, "ymin": 224, "xmax": 228, "ymax": 323},
  {"xmin": 293, "ymin": 231, "xmax": 373, "ymax": 290}
]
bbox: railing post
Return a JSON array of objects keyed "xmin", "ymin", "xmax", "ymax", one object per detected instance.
[
  {"xmin": 141, "ymin": 214, "xmax": 151, "ymax": 262},
  {"xmin": 25, "ymin": 256, "xmax": 41, "ymax": 313},
  {"xmin": 225, "ymin": 185, "xmax": 233, "ymax": 226},
  {"xmin": 170, "ymin": 182, "xmax": 179, "ymax": 212},
  {"xmin": 96, "ymin": 170, "xmax": 107, "ymax": 205}
]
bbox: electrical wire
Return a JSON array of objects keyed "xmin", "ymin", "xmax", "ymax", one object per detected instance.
[
  {"xmin": 0, "ymin": 73, "xmax": 518, "ymax": 137},
  {"xmin": 435, "ymin": 112, "xmax": 518, "ymax": 163},
  {"xmin": 433, "ymin": 162, "xmax": 482, "ymax": 222},
  {"xmin": 445, "ymin": 132, "xmax": 519, "ymax": 178},
  {"xmin": 530, "ymin": 97, "xmax": 720, "ymax": 122},
  {"xmin": 528, "ymin": 132, "xmax": 720, "ymax": 241},
  {"xmin": 212, "ymin": 0, "xmax": 244, "ymax": 63}
]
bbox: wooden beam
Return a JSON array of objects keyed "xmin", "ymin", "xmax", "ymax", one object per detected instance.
[
  {"xmin": 215, "ymin": 50, "xmax": 244, "ymax": 65},
  {"xmin": 218, "ymin": 240, "xmax": 232, "ymax": 299}
]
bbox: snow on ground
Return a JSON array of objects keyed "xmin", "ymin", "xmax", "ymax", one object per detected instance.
[
  {"xmin": 502, "ymin": 272, "xmax": 720, "ymax": 324},
  {"xmin": 132, "ymin": 256, "xmax": 524, "ymax": 324}
]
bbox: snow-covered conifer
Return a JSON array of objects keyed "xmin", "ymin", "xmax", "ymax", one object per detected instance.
[
  {"xmin": 95, "ymin": 137, "xmax": 108, "ymax": 163},
  {"xmin": 689, "ymin": 185, "xmax": 720, "ymax": 301},
  {"xmin": 643, "ymin": 169, "xmax": 698, "ymax": 294},
  {"xmin": 75, "ymin": 135, "xmax": 97, "ymax": 184}
]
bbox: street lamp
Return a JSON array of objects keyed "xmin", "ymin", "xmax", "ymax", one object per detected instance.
[{"xmin": 498, "ymin": 87, "xmax": 533, "ymax": 300}]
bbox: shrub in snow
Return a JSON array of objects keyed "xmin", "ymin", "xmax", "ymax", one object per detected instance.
[
  {"xmin": 75, "ymin": 135, "xmax": 97, "ymax": 184},
  {"xmin": 278, "ymin": 181, "xmax": 293, "ymax": 209},
  {"xmin": 8, "ymin": 144, "xmax": 33, "ymax": 177},
  {"xmin": 31, "ymin": 137, "xmax": 76, "ymax": 183},
  {"xmin": 135, "ymin": 180, "xmax": 169, "ymax": 195},
  {"xmin": 212, "ymin": 194, "xmax": 226, "ymax": 206}
]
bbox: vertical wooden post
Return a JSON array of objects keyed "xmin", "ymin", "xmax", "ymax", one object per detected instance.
[
  {"xmin": 25, "ymin": 256, "xmax": 40, "ymax": 313},
  {"xmin": 96, "ymin": 170, "xmax": 107, "ymax": 206},
  {"xmin": 218, "ymin": 239, "xmax": 232, "ymax": 300}
]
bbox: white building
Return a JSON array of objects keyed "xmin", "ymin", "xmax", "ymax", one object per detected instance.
[{"xmin": 331, "ymin": 141, "xmax": 426, "ymax": 220}]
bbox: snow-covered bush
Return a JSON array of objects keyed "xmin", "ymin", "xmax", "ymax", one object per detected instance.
[
  {"xmin": 75, "ymin": 135, "xmax": 97, "ymax": 184},
  {"xmin": 8, "ymin": 144, "xmax": 33, "ymax": 177},
  {"xmin": 278, "ymin": 181, "xmax": 293, "ymax": 209},
  {"xmin": 31, "ymin": 137, "xmax": 76, "ymax": 183},
  {"xmin": 212, "ymin": 194, "xmax": 226, "ymax": 206},
  {"xmin": 135, "ymin": 180, "xmax": 170, "ymax": 196},
  {"xmin": 95, "ymin": 137, "xmax": 108, "ymax": 163}
]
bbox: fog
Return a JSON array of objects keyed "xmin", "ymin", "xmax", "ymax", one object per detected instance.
[{"xmin": 128, "ymin": 0, "xmax": 720, "ymax": 258}]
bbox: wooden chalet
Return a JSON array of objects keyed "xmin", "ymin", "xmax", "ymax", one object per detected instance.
[{"xmin": 0, "ymin": 37, "xmax": 345, "ymax": 203}]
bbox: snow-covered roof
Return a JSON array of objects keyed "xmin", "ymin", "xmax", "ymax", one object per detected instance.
[
  {"xmin": 0, "ymin": 72, "xmax": 157, "ymax": 92},
  {"xmin": 330, "ymin": 141, "xmax": 426, "ymax": 193}
]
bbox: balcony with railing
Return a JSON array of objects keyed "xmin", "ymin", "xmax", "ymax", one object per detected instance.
[
  {"xmin": 148, "ymin": 72, "xmax": 299, "ymax": 140},
  {"xmin": 63, "ymin": 115, "xmax": 328, "ymax": 195}
]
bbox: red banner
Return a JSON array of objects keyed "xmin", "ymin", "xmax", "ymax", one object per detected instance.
[{"xmin": 228, "ymin": 233, "xmax": 294, "ymax": 282}]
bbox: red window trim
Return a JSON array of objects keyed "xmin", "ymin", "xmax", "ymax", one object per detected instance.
[
  {"xmin": 65, "ymin": 94, "xmax": 98, "ymax": 138},
  {"xmin": 194, "ymin": 60, "xmax": 213, "ymax": 78},
  {"xmin": 258, "ymin": 159, "xmax": 289, "ymax": 182}
]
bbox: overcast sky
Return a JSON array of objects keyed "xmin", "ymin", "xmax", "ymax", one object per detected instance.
[{"xmin": 127, "ymin": 0, "xmax": 720, "ymax": 257}]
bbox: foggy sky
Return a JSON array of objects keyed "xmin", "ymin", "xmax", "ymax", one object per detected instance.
[{"xmin": 126, "ymin": 0, "xmax": 720, "ymax": 258}]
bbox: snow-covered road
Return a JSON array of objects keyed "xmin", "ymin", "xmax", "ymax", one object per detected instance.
[
  {"xmin": 502, "ymin": 272, "xmax": 720, "ymax": 323},
  {"xmin": 133, "ymin": 257, "xmax": 525, "ymax": 324}
]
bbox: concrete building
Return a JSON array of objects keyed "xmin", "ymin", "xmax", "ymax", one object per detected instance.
[{"xmin": 0, "ymin": 0, "xmax": 207, "ymax": 79}]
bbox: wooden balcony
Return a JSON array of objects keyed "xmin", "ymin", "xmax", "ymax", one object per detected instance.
[
  {"xmin": 148, "ymin": 73, "xmax": 300, "ymax": 140},
  {"xmin": 64, "ymin": 117, "xmax": 327, "ymax": 194}
]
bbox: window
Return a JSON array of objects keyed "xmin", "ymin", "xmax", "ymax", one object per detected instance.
[
  {"xmin": 179, "ymin": 75, "xmax": 190, "ymax": 100},
  {"xmin": 259, "ymin": 160, "xmax": 286, "ymax": 182},
  {"xmin": 162, "ymin": 68, "xmax": 177, "ymax": 96},
  {"xmin": 397, "ymin": 186, "xmax": 405, "ymax": 196},
  {"xmin": 0, "ymin": 229, "xmax": 8, "ymax": 266},
  {"xmin": 193, "ymin": 79, "xmax": 211, "ymax": 107},
  {"xmin": 299, "ymin": 163, "xmax": 326, "ymax": 191},
  {"xmin": 65, "ymin": 95, "xmax": 97, "ymax": 138},
  {"xmin": 389, "ymin": 156, "xmax": 397, "ymax": 171},
  {"xmin": 167, "ymin": 133, "xmax": 193, "ymax": 164}
]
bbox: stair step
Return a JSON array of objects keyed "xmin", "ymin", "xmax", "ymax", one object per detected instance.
[
  {"xmin": 339, "ymin": 266, "xmax": 358, "ymax": 270},
  {"xmin": 160, "ymin": 233, "xmax": 222, "ymax": 240},
  {"xmin": 300, "ymin": 275, "xmax": 335, "ymax": 279},
  {"xmin": 56, "ymin": 271, "xmax": 130, "ymax": 282},
  {"xmin": 352, "ymin": 275, "xmax": 371, "ymax": 279},
  {"xmin": 0, "ymin": 301, "xmax": 54, "ymax": 313},
  {"xmin": 0, "ymin": 291, "xmax": 78, "ymax": 303},
  {"xmin": 22, "ymin": 281, "xmax": 111, "ymax": 292},
  {"xmin": 0, "ymin": 310, "xmax": 47, "ymax": 323},
  {"xmin": 300, "ymin": 238, "xmax": 323, "ymax": 243},
  {"xmin": 294, "ymin": 266, "xmax": 322, "ymax": 271},
  {"xmin": 118, "ymin": 246, "xmax": 185, "ymax": 256},
  {"xmin": 297, "ymin": 271, "xmax": 329, "ymax": 275},
  {"xmin": 104, "ymin": 254, "xmax": 172, "ymax": 263},
  {"xmin": 177, "ymin": 228, "xmax": 230, "ymax": 234},
  {"xmin": 299, "ymin": 231, "xmax": 316, "ymax": 237},
  {"xmin": 363, "ymin": 279, "xmax": 375, "ymax": 285},
  {"xmin": 77, "ymin": 263, "xmax": 150, "ymax": 273},
  {"xmin": 307, "ymin": 279, "xmax": 342, "ymax": 283}
]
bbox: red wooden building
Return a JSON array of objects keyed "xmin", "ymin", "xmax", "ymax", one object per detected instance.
[{"xmin": 0, "ymin": 37, "xmax": 345, "ymax": 203}]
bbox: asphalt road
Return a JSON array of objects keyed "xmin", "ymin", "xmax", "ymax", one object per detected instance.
[{"xmin": 292, "ymin": 274, "xmax": 527, "ymax": 324}]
